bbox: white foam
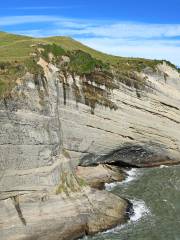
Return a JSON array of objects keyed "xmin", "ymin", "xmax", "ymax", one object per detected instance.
[
  {"xmin": 160, "ymin": 165, "xmax": 168, "ymax": 168},
  {"xmin": 105, "ymin": 168, "xmax": 139, "ymax": 191},
  {"xmin": 130, "ymin": 199, "xmax": 150, "ymax": 222},
  {"xmin": 124, "ymin": 168, "xmax": 139, "ymax": 183},
  {"xmin": 103, "ymin": 169, "xmax": 150, "ymax": 235},
  {"xmin": 102, "ymin": 199, "xmax": 150, "ymax": 236},
  {"xmin": 105, "ymin": 182, "xmax": 119, "ymax": 191}
]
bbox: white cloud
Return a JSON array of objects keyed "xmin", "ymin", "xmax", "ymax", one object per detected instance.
[
  {"xmin": 75, "ymin": 23, "xmax": 180, "ymax": 38},
  {"xmin": 0, "ymin": 15, "xmax": 59, "ymax": 26},
  {"xmin": 80, "ymin": 37, "xmax": 180, "ymax": 64},
  {"xmin": 1, "ymin": 15, "xmax": 180, "ymax": 38},
  {"xmin": 1, "ymin": 15, "xmax": 180, "ymax": 64}
]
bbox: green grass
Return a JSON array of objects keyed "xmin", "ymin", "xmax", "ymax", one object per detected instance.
[
  {"xmin": 41, "ymin": 43, "xmax": 66, "ymax": 62},
  {"xmin": 0, "ymin": 31, "xmax": 165, "ymax": 65},
  {"xmin": 0, "ymin": 31, "xmax": 177, "ymax": 70},
  {"xmin": 0, "ymin": 61, "xmax": 26, "ymax": 97},
  {"xmin": 0, "ymin": 31, "xmax": 32, "ymax": 46},
  {"xmin": 67, "ymin": 50, "xmax": 109, "ymax": 75},
  {"xmin": 0, "ymin": 31, "xmax": 178, "ymax": 101}
]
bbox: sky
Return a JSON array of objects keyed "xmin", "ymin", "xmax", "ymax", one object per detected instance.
[{"xmin": 1, "ymin": 0, "xmax": 180, "ymax": 65}]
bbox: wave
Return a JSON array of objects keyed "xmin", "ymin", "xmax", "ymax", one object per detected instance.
[
  {"xmin": 130, "ymin": 199, "xmax": 150, "ymax": 222},
  {"xmin": 105, "ymin": 168, "xmax": 139, "ymax": 191},
  {"xmin": 105, "ymin": 168, "xmax": 150, "ymax": 226},
  {"xmin": 102, "ymin": 199, "xmax": 150, "ymax": 237},
  {"xmin": 83, "ymin": 168, "xmax": 150, "ymax": 238},
  {"xmin": 160, "ymin": 165, "xmax": 168, "ymax": 168}
]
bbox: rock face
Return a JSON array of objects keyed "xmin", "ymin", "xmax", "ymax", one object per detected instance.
[
  {"xmin": 0, "ymin": 188, "xmax": 128, "ymax": 240},
  {"xmin": 76, "ymin": 164, "xmax": 126, "ymax": 189},
  {"xmin": 0, "ymin": 57, "xmax": 130, "ymax": 240},
  {"xmin": 2, "ymin": 59, "xmax": 180, "ymax": 194},
  {"xmin": 0, "ymin": 49, "xmax": 180, "ymax": 239},
  {"xmin": 1, "ymin": 57, "xmax": 180, "ymax": 190},
  {"xmin": 63, "ymin": 62, "xmax": 180, "ymax": 167}
]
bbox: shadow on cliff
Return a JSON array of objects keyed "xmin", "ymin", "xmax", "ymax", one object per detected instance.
[{"xmin": 79, "ymin": 142, "xmax": 180, "ymax": 168}]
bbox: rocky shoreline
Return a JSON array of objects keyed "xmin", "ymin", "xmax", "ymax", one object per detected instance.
[
  {"xmin": 76, "ymin": 164, "xmax": 126, "ymax": 190},
  {"xmin": 0, "ymin": 165, "xmax": 131, "ymax": 240},
  {"xmin": 1, "ymin": 158, "xmax": 179, "ymax": 240}
]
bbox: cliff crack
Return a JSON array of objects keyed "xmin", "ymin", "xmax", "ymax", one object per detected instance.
[
  {"xmin": 11, "ymin": 195, "xmax": 26, "ymax": 226},
  {"xmin": 121, "ymin": 101, "xmax": 180, "ymax": 124},
  {"xmin": 86, "ymin": 124, "xmax": 134, "ymax": 140},
  {"xmin": 159, "ymin": 101, "xmax": 179, "ymax": 111}
]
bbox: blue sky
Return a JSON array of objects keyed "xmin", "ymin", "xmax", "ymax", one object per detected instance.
[{"xmin": 1, "ymin": 0, "xmax": 180, "ymax": 64}]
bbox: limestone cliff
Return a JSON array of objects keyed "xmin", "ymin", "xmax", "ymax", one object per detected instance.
[
  {"xmin": 0, "ymin": 32, "xmax": 180, "ymax": 239},
  {"xmin": 1, "ymin": 54, "xmax": 180, "ymax": 194}
]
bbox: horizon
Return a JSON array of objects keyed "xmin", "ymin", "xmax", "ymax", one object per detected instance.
[{"xmin": 1, "ymin": 0, "xmax": 180, "ymax": 65}]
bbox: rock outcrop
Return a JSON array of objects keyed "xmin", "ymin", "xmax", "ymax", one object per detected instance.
[
  {"xmin": 76, "ymin": 164, "xmax": 126, "ymax": 189},
  {"xmin": 0, "ymin": 187, "xmax": 128, "ymax": 240}
]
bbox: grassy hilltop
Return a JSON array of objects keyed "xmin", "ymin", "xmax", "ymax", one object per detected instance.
[
  {"xmin": 0, "ymin": 31, "xmax": 178, "ymax": 99},
  {"xmin": 0, "ymin": 31, "xmax": 164, "ymax": 66}
]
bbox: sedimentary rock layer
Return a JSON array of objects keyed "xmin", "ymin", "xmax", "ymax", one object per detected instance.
[
  {"xmin": 1, "ymin": 39, "xmax": 180, "ymax": 239},
  {"xmin": 1, "ymin": 58, "xmax": 180, "ymax": 193},
  {"xmin": 0, "ymin": 187, "xmax": 128, "ymax": 240}
]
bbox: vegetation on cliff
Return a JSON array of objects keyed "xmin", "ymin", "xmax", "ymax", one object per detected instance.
[{"xmin": 0, "ymin": 31, "xmax": 179, "ymax": 112}]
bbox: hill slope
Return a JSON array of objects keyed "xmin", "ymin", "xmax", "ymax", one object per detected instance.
[
  {"xmin": 0, "ymin": 31, "xmax": 178, "ymax": 99},
  {"xmin": 0, "ymin": 31, "xmax": 170, "ymax": 66}
]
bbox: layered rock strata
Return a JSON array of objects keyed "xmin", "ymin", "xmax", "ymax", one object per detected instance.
[{"xmin": 1, "ymin": 50, "xmax": 180, "ymax": 239}]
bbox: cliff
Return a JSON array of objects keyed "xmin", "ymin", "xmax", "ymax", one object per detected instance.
[{"xmin": 0, "ymin": 32, "xmax": 180, "ymax": 239}]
